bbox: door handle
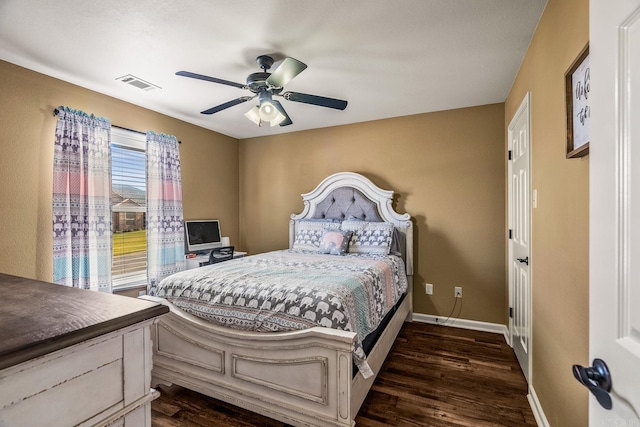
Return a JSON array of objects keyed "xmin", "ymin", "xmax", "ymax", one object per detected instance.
[
  {"xmin": 516, "ymin": 256, "xmax": 529, "ymax": 265},
  {"xmin": 572, "ymin": 358, "xmax": 612, "ymax": 410}
]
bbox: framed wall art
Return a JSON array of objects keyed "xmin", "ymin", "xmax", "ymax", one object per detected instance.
[{"xmin": 565, "ymin": 44, "xmax": 590, "ymax": 158}]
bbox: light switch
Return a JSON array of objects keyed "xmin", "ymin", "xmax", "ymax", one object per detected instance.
[
  {"xmin": 425, "ymin": 283, "xmax": 433, "ymax": 295},
  {"xmin": 533, "ymin": 189, "xmax": 538, "ymax": 208}
]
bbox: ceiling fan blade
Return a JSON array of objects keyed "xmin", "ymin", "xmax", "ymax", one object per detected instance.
[
  {"xmin": 266, "ymin": 57, "xmax": 307, "ymax": 88},
  {"xmin": 271, "ymin": 100, "xmax": 292, "ymax": 126},
  {"xmin": 176, "ymin": 71, "xmax": 246, "ymax": 89},
  {"xmin": 201, "ymin": 96, "xmax": 254, "ymax": 115},
  {"xmin": 283, "ymin": 92, "xmax": 348, "ymax": 110}
]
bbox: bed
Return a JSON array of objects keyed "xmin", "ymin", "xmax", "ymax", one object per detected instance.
[{"xmin": 141, "ymin": 172, "xmax": 413, "ymax": 427}]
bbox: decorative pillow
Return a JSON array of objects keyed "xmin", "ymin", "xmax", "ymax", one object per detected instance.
[
  {"xmin": 318, "ymin": 229, "xmax": 353, "ymax": 255},
  {"xmin": 345, "ymin": 216, "xmax": 403, "ymax": 256},
  {"xmin": 341, "ymin": 220, "xmax": 395, "ymax": 255},
  {"xmin": 389, "ymin": 227, "xmax": 404, "ymax": 257},
  {"xmin": 292, "ymin": 220, "xmax": 341, "ymax": 250}
]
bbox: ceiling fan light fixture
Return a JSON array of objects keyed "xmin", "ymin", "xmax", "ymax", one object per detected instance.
[
  {"xmin": 244, "ymin": 106, "xmax": 261, "ymax": 126},
  {"xmin": 269, "ymin": 110, "xmax": 287, "ymax": 127},
  {"xmin": 244, "ymin": 103, "xmax": 284, "ymax": 127},
  {"xmin": 258, "ymin": 101, "xmax": 279, "ymax": 122}
]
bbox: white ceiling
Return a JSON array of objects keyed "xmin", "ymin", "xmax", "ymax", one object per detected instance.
[{"xmin": 0, "ymin": 0, "xmax": 546, "ymax": 140}]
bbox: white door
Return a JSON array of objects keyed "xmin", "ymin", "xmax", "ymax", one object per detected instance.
[
  {"xmin": 508, "ymin": 93, "xmax": 531, "ymax": 383},
  {"xmin": 588, "ymin": 0, "xmax": 640, "ymax": 423}
]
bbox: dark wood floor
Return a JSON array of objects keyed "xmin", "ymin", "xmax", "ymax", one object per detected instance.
[{"xmin": 151, "ymin": 322, "xmax": 536, "ymax": 426}]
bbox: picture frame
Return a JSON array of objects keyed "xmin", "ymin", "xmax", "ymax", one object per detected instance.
[{"xmin": 565, "ymin": 44, "xmax": 590, "ymax": 158}]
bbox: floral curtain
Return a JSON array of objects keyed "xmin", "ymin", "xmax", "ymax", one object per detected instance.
[
  {"xmin": 146, "ymin": 131, "xmax": 185, "ymax": 295},
  {"xmin": 52, "ymin": 106, "xmax": 112, "ymax": 292}
]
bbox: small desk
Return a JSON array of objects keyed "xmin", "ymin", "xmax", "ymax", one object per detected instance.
[{"xmin": 185, "ymin": 251, "xmax": 247, "ymax": 270}]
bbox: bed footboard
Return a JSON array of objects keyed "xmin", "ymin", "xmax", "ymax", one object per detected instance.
[{"xmin": 143, "ymin": 296, "xmax": 358, "ymax": 427}]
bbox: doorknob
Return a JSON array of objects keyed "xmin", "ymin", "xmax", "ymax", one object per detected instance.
[
  {"xmin": 572, "ymin": 358, "xmax": 612, "ymax": 410},
  {"xmin": 516, "ymin": 256, "xmax": 529, "ymax": 265}
]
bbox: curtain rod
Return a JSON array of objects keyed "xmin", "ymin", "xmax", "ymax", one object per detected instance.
[{"xmin": 53, "ymin": 108, "xmax": 181, "ymax": 144}]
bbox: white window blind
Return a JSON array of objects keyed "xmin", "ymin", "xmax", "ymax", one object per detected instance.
[{"xmin": 111, "ymin": 127, "xmax": 147, "ymax": 289}]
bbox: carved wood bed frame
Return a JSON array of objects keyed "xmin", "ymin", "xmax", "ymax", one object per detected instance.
[{"xmin": 141, "ymin": 172, "xmax": 413, "ymax": 427}]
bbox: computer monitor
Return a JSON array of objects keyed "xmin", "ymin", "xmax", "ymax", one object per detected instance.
[{"xmin": 184, "ymin": 220, "xmax": 222, "ymax": 253}]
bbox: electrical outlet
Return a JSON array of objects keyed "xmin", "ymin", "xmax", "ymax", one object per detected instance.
[
  {"xmin": 425, "ymin": 283, "xmax": 433, "ymax": 295},
  {"xmin": 454, "ymin": 286, "xmax": 462, "ymax": 298}
]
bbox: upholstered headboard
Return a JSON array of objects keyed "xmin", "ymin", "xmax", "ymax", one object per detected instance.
[
  {"xmin": 307, "ymin": 187, "xmax": 384, "ymax": 222},
  {"xmin": 289, "ymin": 172, "xmax": 413, "ymax": 276}
]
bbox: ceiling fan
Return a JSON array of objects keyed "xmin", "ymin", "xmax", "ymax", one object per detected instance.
[{"xmin": 176, "ymin": 55, "xmax": 348, "ymax": 127}]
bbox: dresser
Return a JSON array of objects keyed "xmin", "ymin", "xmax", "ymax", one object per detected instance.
[{"xmin": 0, "ymin": 273, "xmax": 168, "ymax": 427}]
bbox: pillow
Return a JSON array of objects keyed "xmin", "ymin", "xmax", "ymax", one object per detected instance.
[
  {"xmin": 292, "ymin": 220, "xmax": 341, "ymax": 250},
  {"xmin": 344, "ymin": 216, "xmax": 404, "ymax": 256},
  {"xmin": 389, "ymin": 227, "xmax": 404, "ymax": 257},
  {"xmin": 318, "ymin": 229, "xmax": 353, "ymax": 255},
  {"xmin": 341, "ymin": 220, "xmax": 395, "ymax": 255}
]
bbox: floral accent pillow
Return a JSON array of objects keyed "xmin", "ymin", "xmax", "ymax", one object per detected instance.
[
  {"xmin": 318, "ymin": 229, "xmax": 353, "ymax": 255},
  {"xmin": 292, "ymin": 220, "xmax": 341, "ymax": 250},
  {"xmin": 341, "ymin": 220, "xmax": 395, "ymax": 255}
]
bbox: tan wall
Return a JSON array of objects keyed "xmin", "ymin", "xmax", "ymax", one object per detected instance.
[
  {"xmin": 239, "ymin": 104, "xmax": 507, "ymax": 324},
  {"xmin": 505, "ymin": 0, "xmax": 589, "ymax": 425},
  {"xmin": 0, "ymin": 60, "xmax": 239, "ymax": 283}
]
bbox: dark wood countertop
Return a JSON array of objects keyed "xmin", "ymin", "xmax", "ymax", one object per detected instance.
[{"xmin": 0, "ymin": 273, "xmax": 168, "ymax": 370}]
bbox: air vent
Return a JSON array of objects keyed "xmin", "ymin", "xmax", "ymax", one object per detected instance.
[{"xmin": 116, "ymin": 74, "xmax": 161, "ymax": 91}]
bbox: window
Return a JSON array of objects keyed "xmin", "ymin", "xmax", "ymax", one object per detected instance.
[{"xmin": 111, "ymin": 128, "xmax": 147, "ymax": 289}]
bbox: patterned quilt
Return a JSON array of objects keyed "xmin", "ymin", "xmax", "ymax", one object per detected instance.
[{"xmin": 154, "ymin": 249, "xmax": 408, "ymax": 377}]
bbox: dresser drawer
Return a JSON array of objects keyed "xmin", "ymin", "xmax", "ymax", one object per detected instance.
[{"xmin": 0, "ymin": 323, "xmax": 153, "ymax": 427}]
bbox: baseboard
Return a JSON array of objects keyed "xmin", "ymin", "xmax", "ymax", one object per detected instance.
[
  {"xmin": 527, "ymin": 385, "xmax": 550, "ymax": 427},
  {"xmin": 412, "ymin": 313, "xmax": 510, "ymax": 343}
]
